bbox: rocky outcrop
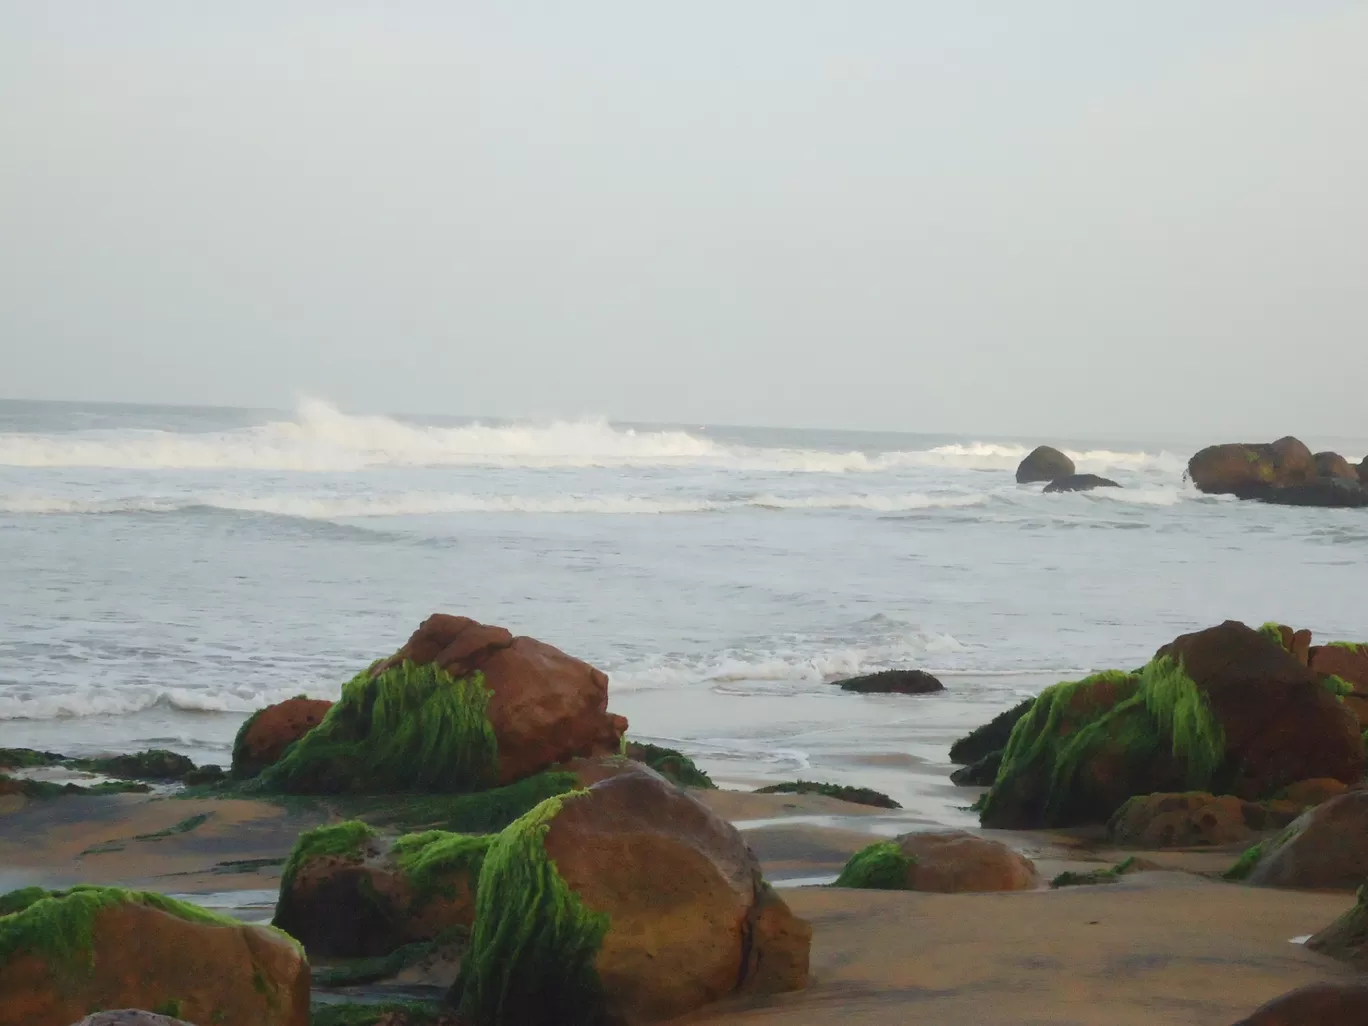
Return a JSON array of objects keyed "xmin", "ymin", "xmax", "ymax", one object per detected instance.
[
  {"xmin": 231, "ymin": 698, "xmax": 333, "ymax": 779},
  {"xmin": 949, "ymin": 697, "xmax": 1033, "ymax": 766},
  {"xmin": 833, "ymin": 669, "xmax": 944, "ymax": 694},
  {"xmin": 1241, "ymin": 479, "xmax": 1368, "ymax": 507},
  {"xmin": 950, "ymin": 750, "xmax": 1002, "ymax": 786},
  {"xmin": 1016, "ymin": 446, "xmax": 1075, "ymax": 484},
  {"xmin": 1315, "ymin": 452, "xmax": 1359, "ymax": 480},
  {"xmin": 1306, "ymin": 889, "xmax": 1368, "ymax": 970},
  {"xmin": 273, "ymin": 821, "xmax": 485, "ymax": 957},
  {"xmin": 452, "ymin": 764, "xmax": 809, "ymax": 1026},
  {"xmin": 1043, "ymin": 474, "xmax": 1120, "ymax": 493},
  {"xmin": 1107, "ymin": 793, "xmax": 1257, "ymax": 848},
  {"xmin": 1360, "ymin": 456, "xmax": 1368, "ymax": 483},
  {"xmin": 835, "ymin": 831, "xmax": 1038, "ymax": 892},
  {"xmin": 1230, "ymin": 983, "xmax": 1368, "ymax": 1025},
  {"xmin": 1240, "ymin": 791, "xmax": 1368, "ymax": 890},
  {"xmin": 0, "ymin": 887, "xmax": 308, "ymax": 1026},
  {"xmin": 1188, "ymin": 437, "xmax": 1315, "ymax": 495},
  {"xmin": 256, "ymin": 614, "xmax": 628, "ymax": 792},
  {"xmin": 1309, "ymin": 643, "xmax": 1368, "ymax": 729},
  {"xmin": 979, "ymin": 621, "xmax": 1365, "ymax": 829}
]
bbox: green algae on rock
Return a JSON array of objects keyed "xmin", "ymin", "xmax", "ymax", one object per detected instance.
[
  {"xmin": 257, "ymin": 661, "xmax": 498, "ymax": 794},
  {"xmin": 625, "ymin": 742, "xmax": 714, "ymax": 788},
  {"xmin": 392, "ymin": 830, "xmax": 492, "ymax": 906},
  {"xmin": 277, "ymin": 821, "xmax": 379, "ymax": 901},
  {"xmin": 833, "ymin": 841, "xmax": 915, "ymax": 890},
  {"xmin": 755, "ymin": 780, "xmax": 901, "ymax": 809}
]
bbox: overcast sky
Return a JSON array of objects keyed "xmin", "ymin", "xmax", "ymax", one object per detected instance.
[{"xmin": 2, "ymin": 2, "xmax": 1366, "ymax": 437}]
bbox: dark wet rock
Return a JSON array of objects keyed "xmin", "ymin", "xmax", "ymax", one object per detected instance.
[
  {"xmin": 1230, "ymin": 982, "xmax": 1368, "ymax": 1025},
  {"xmin": 1241, "ymin": 791, "xmax": 1368, "ymax": 890},
  {"xmin": 1360, "ymin": 456, "xmax": 1368, "ymax": 484},
  {"xmin": 949, "ymin": 698, "xmax": 1033, "ymax": 765},
  {"xmin": 1315, "ymin": 451, "xmax": 1359, "ymax": 481},
  {"xmin": 1016, "ymin": 446, "xmax": 1075, "ymax": 484},
  {"xmin": 1233, "ymin": 478, "xmax": 1368, "ymax": 508},
  {"xmin": 950, "ymin": 751, "xmax": 1002, "ymax": 787},
  {"xmin": 0, "ymin": 749, "xmax": 64, "ymax": 770},
  {"xmin": 754, "ymin": 780, "xmax": 901, "ymax": 809},
  {"xmin": 1042, "ymin": 474, "xmax": 1120, "ymax": 493},
  {"xmin": 833, "ymin": 669, "xmax": 944, "ymax": 695},
  {"xmin": 1050, "ymin": 855, "xmax": 1161, "ymax": 888}
]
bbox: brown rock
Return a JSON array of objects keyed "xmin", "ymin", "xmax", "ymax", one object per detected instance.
[
  {"xmin": 542, "ymin": 765, "xmax": 810, "ymax": 1023},
  {"xmin": 1277, "ymin": 778, "xmax": 1349, "ymax": 808},
  {"xmin": 1271, "ymin": 625, "xmax": 1313, "ymax": 666},
  {"xmin": 1315, "ymin": 451, "xmax": 1359, "ymax": 481},
  {"xmin": 1016, "ymin": 445, "xmax": 1075, "ymax": 484},
  {"xmin": 1188, "ymin": 437, "xmax": 1315, "ymax": 495},
  {"xmin": 1360, "ymin": 456, "xmax": 1368, "ymax": 484},
  {"xmin": 1306, "ymin": 892, "xmax": 1368, "ymax": 970},
  {"xmin": 1157, "ymin": 621, "xmax": 1365, "ymax": 799},
  {"xmin": 893, "ymin": 831, "xmax": 1039, "ymax": 892},
  {"xmin": 375, "ymin": 614, "xmax": 627, "ymax": 784},
  {"xmin": 0, "ymin": 894, "xmax": 308, "ymax": 1026},
  {"xmin": 1246, "ymin": 791, "xmax": 1368, "ymax": 890},
  {"xmin": 232, "ymin": 697, "xmax": 333, "ymax": 779},
  {"xmin": 1230, "ymin": 982, "xmax": 1368, "ymax": 1025},
  {"xmin": 1107, "ymin": 793, "xmax": 1256, "ymax": 848},
  {"xmin": 1310, "ymin": 643, "xmax": 1368, "ymax": 728}
]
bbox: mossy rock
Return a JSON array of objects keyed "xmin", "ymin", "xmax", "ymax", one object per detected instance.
[
  {"xmin": 754, "ymin": 780, "xmax": 900, "ymax": 809},
  {"xmin": 625, "ymin": 742, "xmax": 714, "ymax": 789},
  {"xmin": 1051, "ymin": 856, "xmax": 1155, "ymax": 888},
  {"xmin": 0, "ymin": 773, "xmax": 151, "ymax": 800},
  {"xmin": 834, "ymin": 832, "xmax": 1038, "ymax": 893},
  {"xmin": 950, "ymin": 751, "xmax": 1002, "ymax": 787},
  {"xmin": 948, "ymin": 698, "xmax": 1034, "ymax": 765},
  {"xmin": 322, "ymin": 770, "xmax": 580, "ymax": 835},
  {"xmin": 70, "ymin": 750, "xmax": 196, "ymax": 781},
  {"xmin": 0, "ymin": 749, "xmax": 64, "ymax": 771}
]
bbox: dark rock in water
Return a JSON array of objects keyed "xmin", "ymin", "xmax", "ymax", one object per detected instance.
[
  {"xmin": 754, "ymin": 780, "xmax": 900, "ymax": 809},
  {"xmin": 1232, "ymin": 478, "xmax": 1368, "ymax": 508},
  {"xmin": 1230, "ymin": 982, "xmax": 1368, "ymax": 1025},
  {"xmin": 1043, "ymin": 474, "xmax": 1120, "ymax": 493},
  {"xmin": 1188, "ymin": 436, "xmax": 1315, "ymax": 495},
  {"xmin": 1315, "ymin": 451, "xmax": 1359, "ymax": 481},
  {"xmin": 0, "ymin": 748, "xmax": 64, "ymax": 770},
  {"xmin": 71, "ymin": 749, "xmax": 196, "ymax": 781},
  {"xmin": 1015, "ymin": 445, "xmax": 1075, "ymax": 484},
  {"xmin": 1307, "ymin": 889, "xmax": 1368, "ymax": 970},
  {"xmin": 834, "ymin": 669, "xmax": 943, "ymax": 694},
  {"xmin": 181, "ymin": 764, "xmax": 225, "ymax": 786},
  {"xmin": 69, "ymin": 1013, "xmax": 196, "ymax": 1026},
  {"xmin": 950, "ymin": 751, "xmax": 1001, "ymax": 787},
  {"xmin": 948, "ymin": 697, "xmax": 1033, "ymax": 765}
]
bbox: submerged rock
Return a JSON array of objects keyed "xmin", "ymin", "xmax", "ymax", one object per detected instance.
[
  {"xmin": 754, "ymin": 780, "xmax": 901, "ymax": 809},
  {"xmin": 1230, "ymin": 982, "xmax": 1368, "ymax": 1025},
  {"xmin": 833, "ymin": 669, "xmax": 944, "ymax": 694},
  {"xmin": 451, "ymin": 764, "xmax": 809, "ymax": 1026},
  {"xmin": 1042, "ymin": 474, "xmax": 1120, "ymax": 493},
  {"xmin": 835, "ymin": 831, "xmax": 1038, "ymax": 892},
  {"xmin": 1239, "ymin": 791, "xmax": 1368, "ymax": 890},
  {"xmin": 232, "ymin": 697, "xmax": 334, "ymax": 780},
  {"xmin": 0, "ymin": 886, "xmax": 308, "ymax": 1026},
  {"xmin": 1016, "ymin": 445, "xmax": 1075, "ymax": 484},
  {"xmin": 1235, "ymin": 478, "xmax": 1368, "ymax": 508}
]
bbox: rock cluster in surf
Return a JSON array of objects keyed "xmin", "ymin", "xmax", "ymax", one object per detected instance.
[{"xmin": 1188, "ymin": 435, "xmax": 1368, "ymax": 507}]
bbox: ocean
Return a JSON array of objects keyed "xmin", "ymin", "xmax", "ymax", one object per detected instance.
[{"xmin": 2, "ymin": 398, "xmax": 1365, "ymax": 820}]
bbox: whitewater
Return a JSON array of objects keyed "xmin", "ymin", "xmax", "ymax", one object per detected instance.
[{"xmin": 2, "ymin": 398, "xmax": 1365, "ymax": 804}]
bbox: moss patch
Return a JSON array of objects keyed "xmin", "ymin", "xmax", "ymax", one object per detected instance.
[
  {"xmin": 1138, "ymin": 656, "xmax": 1224, "ymax": 789},
  {"xmin": 256, "ymin": 662, "xmax": 498, "ymax": 794},
  {"xmin": 1257, "ymin": 622, "xmax": 1289, "ymax": 649},
  {"xmin": 833, "ymin": 841, "xmax": 915, "ymax": 890},
  {"xmin": 0, "ymin": 773, "xmax": 151, "ymax": 799},
  {"xmin": 1051, "ymin": 856, "xmax": 1138, "ymax": 888},
  {"xmin": 1321, "ymin": 674, "xmax": 1355, "ymax": 699},
  {"xmin": 628, "ymin": 742, "xmax": 715, "ymax": 788},
  {"xmin": 70, "ymin": 749, "xmax": 197, "ymax": 781},
  {"xmin": 392, "ymin": 830, "xmax": 492, "ymax": 906},
  {"xmin": 277, "ymin": 820, "xmax": 378, "ymax": 902},
  {"xmin": 134, "ymin": 813, "xmax": 211, "ymax": 841},
  {"xmin": 332, "ymin": 771, "xmax": 580, "ymax": 835},
  {"xmin": 1327, "ymin": 641, "xmax": 1366, "ymax": 652},
  {"xmin": 454, "ymin": 794, "xmax": 610, "ymax": 1026},
  {"xmin": 1224, "ymin": 842, "xmax": 1265, "ymax": 881},
  {"xmin": 0, "ymin": 748, "xmax": 64, "ymax": 770},
  {"xmin": 755, "ymin": 780, "xmax": 901, "ymax": 809}
]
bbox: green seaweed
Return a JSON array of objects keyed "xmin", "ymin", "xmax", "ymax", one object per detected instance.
[
  {"xmin": 311, "ymin": 926, "xmax": 467, "ymax": 987},
  {"xmin": 1050, "ymin": 856, "xmax": 1138, "ymax": 888},
  {"xmin": 1138, "ymin": 656, "xmax": 1225, "ymax": 789},
  {"xmin": 628, "ymin": 742, "xmax": 715, "ymax": 788},
  {"xmin": 70, "ymin": 749, "xmax": 197, "ymax": 780},
  {"xmin": 257, "ymin": 662, "xmax": 498, "ymax": 794},
  {"xmin": 755, "ymin": 780, "xmax": 901, "ymax": 809},
  {"xmin": 833, "ymin": 840, "xmax": 915, "ymax": 890},
  {"xmin": 334, "ymin": 771, "xmax": 580, "ymax": 835},
  {"xmin": 0, "ymin": 887, "xmax": 48, "ymax": 916},
  {"xmin": 1321, "ymin": 674, "xmax": 1355, "ymax": 699},
  {"xmin": 134, "ymin": 812, "xmax": 211, "ymax": 841},
  {"xmin": 392, "ymin": 830, "xmax": 493, "ymax": 906},
  {"xmin": 0, "ymin": 773, "xmax": 151, "ymax": 799},
  {"xmin": 231, "ymin": 708, "xmax": 268, "ymax": 779},
  {"xmin": 1327, "ymin": 641, "xmax": 1366, "ymax": 652},
  {"xmin": 1257, "ymin": 622, "xmax": 1289, "ymax": 649},
  {"xmin": 454, "ymin": 794, "xmax": 611, "ymax": 1026},
  {"xmin": 277, "ymin": 820, "xmax": 378, "ymax": 902},
  {"xmin": 0, "ymin": 748, "xmax": 64, "ymax": 770},
  {"xmin": 152, "ymin": 998, "xmax": 183, "ymax": 1017},
  {"xmin": 1224, "ymin": 842, "xmax": 1265, "ymax": 881}
]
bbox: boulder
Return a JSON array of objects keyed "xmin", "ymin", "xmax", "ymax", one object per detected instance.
[
  {"xmin": 1309, "ymin": 643, "xmax": 1368, "ymax": 729},
  {"xmin": 452, "ymin": 764, "xmax": 809, "ymax": 1026},
  {"xmin": 948, "ymin": 697, "xmax": 1033, "ymax": 765},
  {"xmin": 1230, "ymin": 983, "xmax": 1368, "ymax": 1025},
  {"xmin": 1360, "ymin": 456, "xmax": 1368, "ymax": 484},
  {"xmin": 1277, "ymin": 778, "xmax": 1349, "ymax": 808},
  {"xmin": 835, "ymin": 831, "xmax": 1038, "ymax": 892},
  {"xmin": 0, "ymin": 886, "xmax": 308, "ymax": 1026},
  {"xmin": 1042, "ymin": 474, "xmax": 1120, "ymax": 493},
  {"xmin": 1187, "ymin": 436, "xmax": 1315, "ymax": 495},
  {"xmin": 273, "ymin": 821, "xmax": 485, "ymax": 957},
  {"xmin": 257, "ymin": 614, "xmax": 628, "ymax": 792},
  {"xmin": 1106, "ymin": 793, "xmax": 1256, "ymax": 848},
  {"xmin": 950, "ymin": 750, "xmax": 1001, "ymax": 786},
  {"xmin": 231, "ymin": 697, "xmax": 334, "ymax": 779},
  {"xmin": 833, "ymin": 669, "xmax": 944, "ymax": 694},
  {"xmin": 1016, "ymin": 446, "xmax": 1075, "ymax": 484},
  {"xmin": 1239, "ymin": 478, "xmax": 1368, "ymax": 508},
  {"xmin": 1306, "ymin": 889, "xmax": 1368, "ymax": 970},
  {"xmin": 1266, "ymin": 624, "xmax": 1312, "ymax": 666},
  {"xmin": 1315, "ymin": 451, "xmax": 1359, "ymax": 481},
  {"xmin": 68, "ymin": 1014, "xmax": 194, "ymax": 1026},
  {"xmin": 623, "ymin": 742, "xmax": 714, "ymax": 788},
  {"xmin": 1242, "ymin": 791, "xmax": 1368, "ymax": 890}
]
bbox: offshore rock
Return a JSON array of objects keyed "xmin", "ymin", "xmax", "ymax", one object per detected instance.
[{"xmin": 1015, "ymin": 445, "xmax": 1075, "ymax": 484}]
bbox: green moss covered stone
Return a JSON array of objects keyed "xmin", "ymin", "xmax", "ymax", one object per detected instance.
[{"xmin": 833, "ymin": 841, "xmax": 915, "ymax": 890}]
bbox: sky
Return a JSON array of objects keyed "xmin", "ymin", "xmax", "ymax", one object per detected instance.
[{"xmin": 2, "ymin": 2, "xmax": 1366, "ymax": 438}]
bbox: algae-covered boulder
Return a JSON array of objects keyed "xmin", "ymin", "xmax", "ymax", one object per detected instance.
[
  {"xmin": 0, "ymin": 886, "xmax": 308, "ymax": 1026},
  {"xmin": 452, "ymin": 764, "xmax": 809, "ymax": 1026},
  {"xmin": 1016, "ymin": 445, "xmax": 1075, "ymax": 483},
  {"xmin": 232, "ymin": 697, "xmax": 333, "ymax": 779},
  {"xmin": 259, "ymin": 615, "xmax": 627, "ymax": 793},
  {"xmin": 1106, "ymin": 792, "xmax": 1257, "ymax": 848},
  {"xmin": 1187, "ymin": 437, "xmax": 1315, "ymax": 495},
  {"xmin": 1230, "ymin": 982, "xmax": 1368, "ymax": 1025},
  {"xmin": 835, "ymin": 831, "xmax": 1038, "ymax": 892},
  {"xmin": 832, "ymin": 669, "xmax": 944, "ymax": 694},
  {"xmin": 1237, "ymin": 791, "xmax": 1368, "ymax": 890},
  {"xmin": 1306, "ymin": 888, "xmax": 1368, "ymax": 970},
  {"xmin": 948, "ymin": 697, "xmax": 1033, "ymax": 765},
  {"xmin": 272, "ymin": 821, "xmax": 487, "ymax": 957},
  {"xmin": 623, "ymin": 742, "xmax": 714, "ymax": 788}
]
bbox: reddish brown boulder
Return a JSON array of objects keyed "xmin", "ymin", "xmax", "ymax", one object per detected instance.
[
  {"xmin": 1315, "ymin": 452, "xmax": 1359, "ymax": 480},
  {"xmin": 231, "ymin": 697, "xmax": 333, "ymax": 779},
  {"xmin": 1157, "ymin": 621, "xmax": 1364, "ymax": 799},
  {"xmin": 374, "ymin": 614, "xmax": 627, "ymax": 783},
  {"xmin": 1107, "ymin": 793, "xmax": 1256, "ymax": 848},
  {"xmin": 1310, "ymin": 644, "xmax": 1368, "ymax": 729},
  {"xmin": 1270, "ymin": 624, "xmax": 1313, "ymax": 665},
  {"xmin": 0, "ymin": 889, "xmax": 308, "ymax": 1026},
  {"xmin": 1188, "ymin": 437, "xmax": 1315, "ymax": 495},
  {"xmin": 1230, "ymin": 983, "xmax": 1368, "ymax": 1025},
  {"xmin": 1278, "ymin": 778, "xmax": 1349, "ymax": 808},
  {"xmin": 894, "ymin": 831, "xmax": 1039, "ymax": 892},
  {"xmin": 1245, "ymin": 791, "xmax": 1368, "ymax": 890}
]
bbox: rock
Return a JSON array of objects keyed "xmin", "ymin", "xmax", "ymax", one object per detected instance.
[
  {"xmin": 1360, "ymin": 456, "xmax": 1368, "ymax": 484},
  {"xmin": 68, "ymin": 1013, "xmax": 195, "ymax": 1026},
  {"xmin": 1315, "ymin": 451, "xmax": 1359, "ymax": 480},
  {"xmin": 950, "ymin": 750, "xmax": 1001, "ymax": 786},
  {"xmin": 753, "ymin": 781, "xmax": 901, "ymax": 809},
  {"xmin": 73, "ymin": 750, "xmax": 196, "ymax": 781},
  {"xmin": 231, "ymin": 697, "xmax": 333, "ymax": 779},
  {"xmin": 1016, "ymin": 445, "xmax": 1075, "ymax": 484},
  {"xmin": 948, "ymin": 697, "xmax": 1034, "ymax": 765},
  {"xmin": 1241, "ymin": 791, "xmax": 1368, "ymax": 890},
  {"xmin": 1106, "ymin": 793, "xmax": 1257, "ymax": 848},
  {"xmin": 1050, "ymin": 856, "xmax": 1162, "ymax": 888},
  {"xmin": 1229, "ymin": 983, "xmax": 1368, "ymax": 1025},
  {"xmin": 623, "ymin": 742, "xmax": 714, "ymax": 788},
  {"xmin": 1188, "ymin": 436, "xmax": 1315, "ymax": 495},
  {"xmin": 273, "ymin": 821, "xmax": 485, "ymax": 957},
  {"xmin": 452, "ymin": 764, "xmax": 809, "ymax": 1026},
  {"xmin": 1237, "ymin": 478, "xmax": 1368, "ymax": 508},
  {"xmin": 0, "ymin": 886, "xmax": 308, "ymax": 1026},
  {"xmin": 1042, "ymin": 474, "xmax": 1121, "ymax": 493},
  {"xmin": 835, "ymin": 831, "xmax": 1038, "ymax": 892},
  {"xmin": 257, "ymin": 614, "xmax": 628, "ymax": 792},
  {"xmin": 1265, "ymin": 624, "xmax": 1313, "ymax": 665},
  {"xmin": 1309, "ymin": 643, "xmax": 1368, "ymax": 729},
  {"xmin": 1276, "ymin": 778, "xmax": 1349, "ymax": 808},
  {"xmin": 833, "ymin": 669, "xmax": 944, "ymax": 694},
  {"xmin": 1306, "ymin": 890, "xmax": 1368, "ymax": 970}
]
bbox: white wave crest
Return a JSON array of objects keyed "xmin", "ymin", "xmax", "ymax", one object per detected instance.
[{"xmin": 0, "ymin": 684, "xmax": 336, "ymax": 721}]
